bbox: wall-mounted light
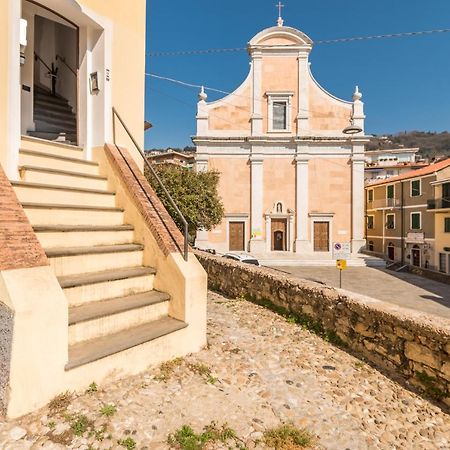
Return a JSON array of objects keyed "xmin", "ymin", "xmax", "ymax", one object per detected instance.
[
  {"xmin": 20, "ymin": 18, "xmax": 28, "ymax": 66},
  {"xmin": 89, "ymin": 72, "xmax": 100, "ymax": 94}
]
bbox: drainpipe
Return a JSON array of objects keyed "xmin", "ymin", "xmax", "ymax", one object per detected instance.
[{"xmin": 401, "ymin": 181, "xmax": 405, "ymax": 265}]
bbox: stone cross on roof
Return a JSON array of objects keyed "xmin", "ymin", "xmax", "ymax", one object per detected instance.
[{"xmin": 276, "ymin": 1, "xmax": 285, "ymax": 27}]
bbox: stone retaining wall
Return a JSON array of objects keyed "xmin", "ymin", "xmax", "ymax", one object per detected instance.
[{"xmin": 195, "ymin": 251, "xmax": 450, "ymax": 407}]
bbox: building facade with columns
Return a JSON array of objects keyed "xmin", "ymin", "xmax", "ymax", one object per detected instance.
[{"xmin": 193, "ymin": 21, "xmax": 368, "ymax": 259}]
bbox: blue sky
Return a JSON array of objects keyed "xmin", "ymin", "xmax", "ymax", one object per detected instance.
[{"xmin": 145, "ymin": 1, "xmax": 450, "ymax": 149}]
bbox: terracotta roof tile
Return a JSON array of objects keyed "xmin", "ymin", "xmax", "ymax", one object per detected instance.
[{"xmin": 367, "ymin": 158, "xmax": 450, "ymax": 187}]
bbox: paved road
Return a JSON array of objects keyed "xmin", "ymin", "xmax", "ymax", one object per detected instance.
[{"xmin": 271, "ymin": 266, "xmax": 450, "ymax": 320}]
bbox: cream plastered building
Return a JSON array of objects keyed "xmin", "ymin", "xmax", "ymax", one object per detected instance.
[
  {"xmin": 193, "ymin": 19, "xmax": 368, "ymax": 261},
  {"xmin": 0, "ymin": 0, "xmax": 206, "ymax": 418}
]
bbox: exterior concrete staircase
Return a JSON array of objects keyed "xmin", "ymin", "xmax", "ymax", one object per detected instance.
[
  {"xmin": 13, "ymin": 136, "xmax": 187, "ymax": 370},
  {"xmin": 29, "ymin": 85, "xmax": 77, "ymax": 144}
]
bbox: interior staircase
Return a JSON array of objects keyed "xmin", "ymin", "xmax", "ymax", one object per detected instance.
[
  {"xmin": 13, "ymin": 137, "xmax": 187, "ymax": 370},
  {"xmin": 29, "ymin": 85, "xmax": 77, "ymax": 144}
]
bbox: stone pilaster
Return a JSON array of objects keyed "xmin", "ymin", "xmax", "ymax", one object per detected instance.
[
  {"xmin": 251, "ymin": 54, "xmax": 263, "ymax": 135},
  {"xmin": 249, "ymin": 153, "xmax": 265, "ymax": 253},
  {"xmin": 351, "ymin": 148, "xmax": 366, "ymax": 254},
  {"xmin": 296, "ymin": 54, "xmax": 310, "ymax": 135},
  {"xmin": 294, "ymin": 151, "xmax": 310, "ymax": 253}
]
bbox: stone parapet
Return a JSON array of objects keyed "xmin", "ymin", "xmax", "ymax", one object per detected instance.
[{"xmin": 195, "ymin": 251, "xmax": 450, "ymax": 408}]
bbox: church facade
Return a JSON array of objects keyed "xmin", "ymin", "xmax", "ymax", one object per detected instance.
[{"xmin": 193, "ymin": 20, "xmax": 368, "ymax": 260}]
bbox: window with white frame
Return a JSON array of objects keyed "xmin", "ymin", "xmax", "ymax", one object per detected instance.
[
  {"xmin": 410, "ymin": 212, "xmax": 421, "ymax": 230},
  {"xmin": 367, "ymin": 189, "xmax": 373, "ymax": 203},
  {"xmin": 386, "ymin": 213, "xmax": 395, "ymax": 229},
  {"xmin": 411, "ymin": 179, "xmax": 421, "ymax": 197},
  {"xmin": 367, "ymin": 215, "xmax": 374, "ymax": 229},
  {"xmin": 267, "ymin": 92, "xmax": 293, "ymax": 132}
]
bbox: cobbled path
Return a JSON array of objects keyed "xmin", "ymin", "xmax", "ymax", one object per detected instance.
[{"xmin": 0, "ymin": 291, "xmax": 449, "ymax": 449}]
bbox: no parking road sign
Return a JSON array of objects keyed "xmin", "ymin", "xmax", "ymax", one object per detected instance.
[{"xmin": 333, "ymin": 242, "xmax": 351, "ymax": 260}]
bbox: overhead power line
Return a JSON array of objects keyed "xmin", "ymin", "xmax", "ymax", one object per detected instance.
[{"xmin": 147, "ymin": 28, "xmax": 450, "ymax": 57}]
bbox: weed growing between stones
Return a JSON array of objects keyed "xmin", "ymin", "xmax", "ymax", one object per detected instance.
[
  {"xmin": 415, "ymin": 371, "xmax": 446, "ymax": 401},
  {"xmin": 99, "ymin": 403, "xmax": 117, "ymax": 417},
  {"xmin": 187, "ymin": 362, "xmax": 219, "ymax": 384},
  {"xmin": 167, "ymin": 422, "xmax": 246, "ymax": 450},
  {"xmin": 48, "ymin": 391, "xmax": 73, "ymax": 415},
  {"xmin": 263, "ymin": 423, "xmax": 314, "ymax": 449},
  {"xmin": 118, "ymin": 436, "xmax": 137, "ymax": 449},
  {"xmin": 155, "ymin": 357, "xmax": 185, "ymax": 382},
  {"xmin": 243, "ymin": 294, "xmax": 347, "ymax": 348},
  {"xmin": 70, "ymin": 414, "xmax": 95, "ymax": 436},
  {"xmin": 86, "ymin": 382, "xmax": 98, "ymax": 394}
]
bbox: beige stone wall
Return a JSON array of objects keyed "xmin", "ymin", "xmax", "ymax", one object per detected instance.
[
  {"xmin": 261, "ymin": 56, "xmax": 298, "ymax": 133},
  {"xmin": 263, "ymin": 158, "xmax": 296, "ymax": 217},
  {"xmin": 309, "ymin": 81, "xmax": 351, "ymax": 131},
  {"xmin": 309, "ymin": 158, "xmax": 352, "ymax": 242},
  {"xmin": 196, "ymin": 251, "xmax": 450, "ymax": 408},
  {"xmin": 208, "ymin": 85, "xmax": 252, "ymax": 132}
]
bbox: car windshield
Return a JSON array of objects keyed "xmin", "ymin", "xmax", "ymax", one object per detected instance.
[{"xmin": 243, "ymin": 259, "xmax": 259, "ymax": 266}]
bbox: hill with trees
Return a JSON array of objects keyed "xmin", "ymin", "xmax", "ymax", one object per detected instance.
[{"xmin": 367, "ymin": 131, "xmax": 450, "ymax": 159}]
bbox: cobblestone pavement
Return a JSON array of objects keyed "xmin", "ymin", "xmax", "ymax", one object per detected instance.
[
  {"xmin": 273, "ymin": 266, "xmax": 450, "ymax": 319},
  {"xmin": 1, "ymin": 292, "xmax": 449, "ymax": 450}
]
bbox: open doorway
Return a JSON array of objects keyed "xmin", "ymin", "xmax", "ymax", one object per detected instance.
[{"xmin": 21, "ymin": 1, "xmax": 78, "ymax": 144}]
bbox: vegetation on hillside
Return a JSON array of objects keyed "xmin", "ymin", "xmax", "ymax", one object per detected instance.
[{"xmin": 367, "ymin": 131, "xmax": 450, "ymax": 159}]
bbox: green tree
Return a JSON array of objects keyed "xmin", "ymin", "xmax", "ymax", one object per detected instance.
[{"xmin": 145, "ymin": 164, "xmax": 224, "ymax": 242}]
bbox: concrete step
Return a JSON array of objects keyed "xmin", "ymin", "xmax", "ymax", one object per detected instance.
[
  {"xmin": 66, "ymin": 316, "xmax": 187, "ymax": 370},
  {"xmin": 21, "ymin": 135, "xmax": 83, "ymax": 159},
  {"xmin": 34, "ymin": 108, "xmax": 76, "ymax": 123},
  {"xmin": 34, "ymin": 119, "xmax": 76, "ymax": 134},
  {"xmin": 59, "ymin": 266, "xmax": 156, "ymax": 306},
  {"xmin": 22, "ymin": 203, "xmax": 124, "ymax": 226},
  {"xmin": 34, "ymin": 92, "xmax": 71, "ymax": 107},
  {"xmin": 26, "ymin": 131, "xmax": 77, "ymax": 146},
  {"xmin": 12, "ymin": 181, "xmax": 116, "ymax": 208},
  {"xmin": 34, "ymin": 225, "xmax": 135, "ymax": 248},
  {"xmin": 34, "ymin": 100, "xmax": 74, "ymax": 115},
  {"xmin": 19, "ymin": 149, "xmax": 98, "ymax": 175},
  {"xmin": 68, "ymin": 291, "xmax": 170, "ymax": 345},
  {"xmin": 19, "ymin": 165, "xmax": 108, "ymax": 190},
  {"xmin": 47, "ymin": 243, "xmax": 144, "ymax": 277}
]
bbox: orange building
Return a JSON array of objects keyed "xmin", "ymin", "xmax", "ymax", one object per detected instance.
[{"xmin": 193, "ymin": 18, "xmax": 369, "ymax": 261}]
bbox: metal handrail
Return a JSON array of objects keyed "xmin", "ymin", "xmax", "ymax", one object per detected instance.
[
  {"xmin": 34, "ymin": 52, "xmax": 52, "ymax": 73},
  {"xmin": 112, "ymin": 107, "xmax": 189, "ymax": 261},
  {"xmin": 56, "ymin": 54, "xmax": 77, "ymax": 76}
]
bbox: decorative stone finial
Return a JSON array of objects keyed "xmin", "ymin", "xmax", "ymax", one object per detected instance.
[
  {"xmin": 199, "ymin": 86, "xmax": 207, "ymax": 102},
  {"xmin": 353, "ymin": 85, "xmax": 362, "ymax": 101},
  {"xmin": 276, "ymin": 1, "xmax": 285, "ymax": 27}
]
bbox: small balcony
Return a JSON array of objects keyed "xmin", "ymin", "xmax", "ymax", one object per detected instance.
[
  {"xmin": 427, "ymin": 197, "xmax": 450, "ymax": 211},
  {"xmin": 368, "ymin": 198, "xmax": 402, "ymax": 209}
]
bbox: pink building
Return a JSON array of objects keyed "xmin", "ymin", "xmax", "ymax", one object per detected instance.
[{"xmin": 193, "ymin": 19, "xmax": 368, "ymax": 260}]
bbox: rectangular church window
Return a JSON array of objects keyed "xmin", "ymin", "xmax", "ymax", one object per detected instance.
[{"xmin": 273, "ymin": 101, "xmax": 287, "ymax": 130}]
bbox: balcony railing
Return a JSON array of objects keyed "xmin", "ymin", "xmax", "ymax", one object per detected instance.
[
  {"xmin": 427, "ymin": 197, "xmax": 450, "ymax": 210},
  {"xmin": 367, "ymin": 198, "xmax": 402, "ymax": 209}
]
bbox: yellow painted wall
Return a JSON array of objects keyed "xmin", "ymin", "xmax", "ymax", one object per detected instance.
[
  {"xmin": 80, "ymin": 0, "xmax": 146, "ymax": 152},
  {"xmin": 309, "ymin": 158, "xmax": 352, "ymax": 242}
]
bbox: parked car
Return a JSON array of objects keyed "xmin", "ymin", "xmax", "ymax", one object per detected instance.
[{"xmin": 222, "ymin": 253, "xmax": 260, "ymax": 266}]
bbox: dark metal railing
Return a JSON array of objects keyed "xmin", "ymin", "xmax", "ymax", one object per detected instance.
[
  {"xmin": 427, "ymin": 197, "xmax": 450, "ymax": 210},
  {"xmin": 34, "ymin": 51, "xmax": 52, "ymax": 73},
  {"xmin": 56, "ymin": 54, "xmax": 77, "ymax": 76},
  {"xmin": 112, "ymin": 107, "xmax": 189, "ymax": 261}
]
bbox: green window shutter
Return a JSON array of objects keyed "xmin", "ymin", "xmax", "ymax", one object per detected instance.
[
  {"xmin": 387, "ymin": 185, "xmax": 394, "ymax": 199},
  {"xmin": 445, "ymin": 217, "xmax": 450, "ymax": 233},
  {"xmin": 411, "ymin": 213, "xmax": 421, "ymax": 230},
  {"xmin": 411, "ymin": 180, "xmax": 420, "ymax": 197}
]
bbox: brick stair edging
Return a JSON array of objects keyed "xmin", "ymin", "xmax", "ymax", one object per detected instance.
[
  {"xmin": 0, "ymin": 164, "xmax": 48, "ymax": 271},
  {"xmin": 195, "ymin": 250, "xmax": 450, "ymax": 409},
  {"xmin": 104, "ymin": 144, "xmax": 186, "ymax": 257}
]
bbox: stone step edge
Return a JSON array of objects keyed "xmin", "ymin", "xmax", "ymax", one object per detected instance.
[
  {"xmin": 19, "ymin": 149, "xmax": 98, "ymax": 166},
  {"xmin": 69, "ymin": 290, "xmax": 170, "ymax": 325},
  {"xmin": 11, "ymin": 180, "xmax": 115, "ymax": 196},
  {"xmin": 21, "ymin": 135, "xmax": 82, "ymax": 151},
  {"xmin": 19, "ymin": 165, "xmax": 107, "ymax": 181},
  {"xmin": 46, "ymin": 243, "xmax": 144, "ymax": 258},
  {"xmin": 65, "ymin": 317, "xmax": 187, "ymax": 370},
  {"xmin": 58, "ymin": 266, "xmax": 156, "ymax": 289},
  {"xmin": 21, "ymin": 202, "xmax": 124, "ymax": 212},
  {"xmin": 33, "ymin": 224, "xmax": 134, "ymax": 233}
]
